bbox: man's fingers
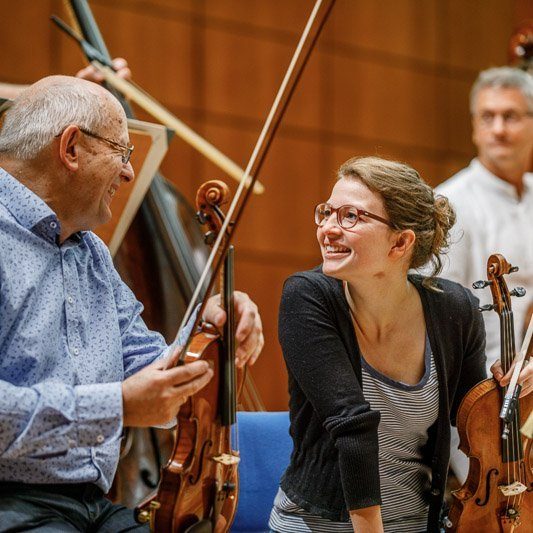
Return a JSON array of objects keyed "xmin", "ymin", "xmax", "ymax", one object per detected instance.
[
  {"xmin": 162, "ymin": 360, "xmax": 211, "ymax": 385},
  {"xmin": 172, "ymin": 365, "xmax": 214, "ymax": 399},
  {"xmin": 203, "ymin": 294, "xmax": 225, "ymax": 328},
  {"xmin": 490, "ymin": 360, "xmax": 505, "ymax": 383},
  {"xmin": 234, "ymin": 291, "xmax": 258, "ymax": 342},
  {"xmin": 111, "ymin": 57, "xmax": 131, "ymax": 78}
]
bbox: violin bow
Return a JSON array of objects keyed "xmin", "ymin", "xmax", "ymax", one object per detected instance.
[
  {"xmin": 165, "ymin": 0, "xmax": 336, "ymax": 365},
  {"xmin": 500, "ymin": 314, "xmax": 533, "ymax": 429}
]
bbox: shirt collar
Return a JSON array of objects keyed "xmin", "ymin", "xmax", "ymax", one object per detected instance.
[
  {"xmin": 0, "ymin": 167, "xmax": 85, "ymax": 244},
  {"xmin": 470, "ymin": 158, "xmax": 533, "ymax": 200},
  {"xmin": 0, "ymin": 167, "xmax": 57, "ymax": 230}
]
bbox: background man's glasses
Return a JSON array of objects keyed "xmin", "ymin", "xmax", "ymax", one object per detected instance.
[
  {"xmin": 474, "ymin": 110, "xmax": 533, "ymax": 129},
  {"xmin": 314, "ymin": 202, "xmax": 391, "ymax": 230},
  {"xmin": 79, "ymin": 128, "xmax": 134, "ymax": 165}
]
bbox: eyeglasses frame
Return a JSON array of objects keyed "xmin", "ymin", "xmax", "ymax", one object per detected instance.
[
  {"xmin": 78, "ymin": 127, "xmax": 134, "ymax": 165},
  {"xmin": 55, "ymin": 126, "xmax": 134, "ymax": 165},
  {"xmin": 314, "ymin": 202, "xmax": 392, "ymax": 231},
  {"xmin": 473, "ymin": 110, "xmax": 533, "ymax": 129}
]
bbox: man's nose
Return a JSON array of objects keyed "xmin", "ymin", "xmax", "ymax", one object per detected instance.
[
  {"xmin": 121, "ymin": 161, "xmax": 135, "ymax": 183},
  {"xmin": 491, "ymin": 115, "xmax": 506, "ymax": 133}
]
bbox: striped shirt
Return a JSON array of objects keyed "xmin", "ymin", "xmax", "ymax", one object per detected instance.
[{"xmin": 269, "ymin": 338, "xmax": 439, "ymax": 533}]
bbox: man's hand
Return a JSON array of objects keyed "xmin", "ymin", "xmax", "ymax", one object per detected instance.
[
  {"xmin": 76, "ymin": 57, "xmax": 131, "ymax": 84},
  {"xmin": 491, "ymin": 358, "xmax": 533, "ymax": 398},
  {"xmin": 203, "ymin": 291, "xmax": 264, "ymax": 368},
  {"xmin": 122, "ymin": 354, "xmax": 213, "ymax": 427}
]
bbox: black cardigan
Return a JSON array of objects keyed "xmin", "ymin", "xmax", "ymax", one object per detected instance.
[{"xmin": 278, "ymin": 267, "xmax": 487, "ymax": 531}]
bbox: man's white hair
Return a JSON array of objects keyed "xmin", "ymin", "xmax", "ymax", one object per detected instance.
[
  {"xmin": 0, "ymin": 79, "xmax": 110, "ymax": 160},
  {"xmin": 470, "ymin": 66, "xmax": 533, "ymax": 113}
]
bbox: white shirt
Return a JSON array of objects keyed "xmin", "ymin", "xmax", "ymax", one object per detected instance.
[{"xmin": 436, "ymin": 159, "xmax": 533, "ymax": 367}]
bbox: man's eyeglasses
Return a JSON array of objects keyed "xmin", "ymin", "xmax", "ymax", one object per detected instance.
[
  {"xmin": 314, "ymin": 203, "xmax": 392, "ymax": 231},
  {"xmin": 78, "ymin": 127, "xmax": 134, "ymax": 165},
  {"xmin": 474, "ymin": 110, "xmax": 533, "ymax": 129}
]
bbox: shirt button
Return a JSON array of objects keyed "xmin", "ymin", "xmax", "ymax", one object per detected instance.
[
  {"xmin": 50, "ymin": 221, "xmax": 57, "ymax": 229},
  {"xmin": 67, "ymin": 296, "xmax": 74, "ymax": 304},
  {"xmin": 72, "ymin": 348, "xmax": 80, "ymax": 356},
  {"xmin": 96, "ymin": 435, "xmax": 105, "ymax": 444}
]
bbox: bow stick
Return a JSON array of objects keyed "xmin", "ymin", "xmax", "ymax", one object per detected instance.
[
  {"xmin": 166, "ymin": 0, "xmax": 336, "ymax": 367},
  {"xmin": 500, "ymin": 313, "xmax": 533, "ymax": 430}
]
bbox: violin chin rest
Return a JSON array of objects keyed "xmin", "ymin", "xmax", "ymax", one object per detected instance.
[{"xmin": 183, "ymin": 519, "xmax": 213, "ymax": 533}]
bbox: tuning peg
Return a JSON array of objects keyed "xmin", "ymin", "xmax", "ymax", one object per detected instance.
[
  {"xmin": 204, "ymin": 231, "xmax": 216, "ymax": 245},
  {"xmin": 510, "ymin": 287, "xmax": 526, "ymax": 297},
  {"xmin": 196, "ymin": 211, "xmax": 207, "ymax": 225},
  {"xmin": 510, "ymin": 266, "xmax": 519, "ymax": 273},
  {"xmin": 479, "ymin": 304, "xmax": 495, "ymax": 312},
  {"xmin": 473, "ymin": 280, "xmax": 492, "ymax": 289}
]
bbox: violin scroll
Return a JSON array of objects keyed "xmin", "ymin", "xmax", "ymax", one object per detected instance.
[{"xmin": 196, "ymin": 180, "xmax": 230, "ymax": 242}]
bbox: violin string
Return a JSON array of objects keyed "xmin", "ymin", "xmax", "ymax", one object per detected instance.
[
  {"xmin": 504, "ymin": 306, "xmax": 521, "ymax": 514},
  {"xmin": 503, "ymin": 308, "xmax": 512, "ymax": 512},
  {"xmin": 508, "ymin": 311, "xmax": 521, "ymax": 495}
]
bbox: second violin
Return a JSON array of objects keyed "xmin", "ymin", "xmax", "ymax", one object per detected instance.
[{"xmin": 445, "ymin": 254, "xmax": 533, "ymax": 532}]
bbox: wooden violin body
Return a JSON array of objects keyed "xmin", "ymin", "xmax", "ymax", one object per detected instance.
[
  {"xmin": 446, "ymin": 379, "xmax": 532, "ymax": 531},
  {"xmin": 137, "ymin": 327, "xmax": 243, "ymax": 532},
  {"xmin": 446, "ymin": 255, "xmax": 533, "ymax": 532}
]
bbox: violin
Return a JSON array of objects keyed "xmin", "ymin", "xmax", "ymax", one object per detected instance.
[
  {"xmin": 136, "ymin": 180, "xmax": 242, "ymax": 532},
  {"xmin": 445, "ymin": 254, "xmax": 533, "ymax": 532}
]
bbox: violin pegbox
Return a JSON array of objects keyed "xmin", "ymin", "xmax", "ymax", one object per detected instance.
[
  {"xmin": 473, "ymin": 254, "xmax": 526, "ymax": 313},
  {"xmin": 195, "ymin": 180, "xmax": 230, "ymax": 246}
]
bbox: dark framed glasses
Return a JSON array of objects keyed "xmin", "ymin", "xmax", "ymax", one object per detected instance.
[
  {"xmin": 314, "ymin": 202, "xmax": 392, "ymax": 230},
  {"xmin": 79, "ymin": 127, "xmax": 134, "ymax": 165}
]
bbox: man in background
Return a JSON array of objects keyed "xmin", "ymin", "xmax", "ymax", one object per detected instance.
[{"xmin": 437, "ymin": 66, "xmax": 533, "ymax": 480}]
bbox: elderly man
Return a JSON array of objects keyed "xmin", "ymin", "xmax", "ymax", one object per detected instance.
[
  {"xmin": 0, "ymin": 76, "xmax": 263, "ymax": 530},
  {"xmin": 437, "ymin": 66, "xmax": 533, "ymax": 481}
]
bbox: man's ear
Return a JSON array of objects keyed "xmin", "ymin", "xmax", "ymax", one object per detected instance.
[
  {"xmin": 58, "ymin": 125, "xmax": 81, "ymax": 171},
  {"xmin": 389, "ymin": 229, "xmax": 416, "ymax": 260}
]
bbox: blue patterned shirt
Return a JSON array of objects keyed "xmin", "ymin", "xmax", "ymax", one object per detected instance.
[{"xmin": 0, "ymin": 167, "xmax": 190, "ymax": 492}]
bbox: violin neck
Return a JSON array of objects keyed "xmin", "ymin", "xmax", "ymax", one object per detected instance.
[
  {"xmin": 500, "ymin": 309, "xmax": 524, "ymax": 462},
  {"xmin": 220, "ymin": 246, "xmax": 236, "ymax": 426},
  {"xmin": 500, "ymin": 310, "xmax": 516, "ymax": 375}
]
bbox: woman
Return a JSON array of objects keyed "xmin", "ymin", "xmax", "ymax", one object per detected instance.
[{"xmin": 269, "ymin": 156, "xmax": 532, "ymax": 532}]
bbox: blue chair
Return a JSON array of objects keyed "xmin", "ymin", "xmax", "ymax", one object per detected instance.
[{"xmin": 231, "ymin": 411, "xmax": 292, "ymax": 533}]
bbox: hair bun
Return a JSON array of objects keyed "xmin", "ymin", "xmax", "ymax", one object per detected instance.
[{"xmin": 431, "ymin": 194, "xmax": 456, "ymax": 256}]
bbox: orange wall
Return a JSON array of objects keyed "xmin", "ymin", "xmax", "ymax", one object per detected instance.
[{"xmin": 0, "ymin": 0, "xmax": 530, "ymax": 409}]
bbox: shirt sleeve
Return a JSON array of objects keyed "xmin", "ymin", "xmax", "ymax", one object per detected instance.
[
  {"xmin": 0, "ymin": 380, "xmax": 122, "ymax": 459},
  {"xmin": 101, "ymin": 241, "xmax": 198, "ymax": 377},
  {"xmin": 279, "ymin": 274, "xmax": 382, "ymax": 510}
]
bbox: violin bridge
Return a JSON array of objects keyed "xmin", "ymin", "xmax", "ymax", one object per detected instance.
[
  {"xmin": 498, "ymin": 481, "xmax": 527, "ymax": 497},
  {"xmin": 212, "ymin": 453, "xmax": 240, "ymax": 466}
]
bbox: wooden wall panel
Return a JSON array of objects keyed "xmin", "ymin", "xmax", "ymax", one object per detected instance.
[{"xmin": 1, "ymin": 0, "xmax": 530, "ymax": 411}]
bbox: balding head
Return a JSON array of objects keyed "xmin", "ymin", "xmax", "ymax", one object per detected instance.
[{"xmin": 0, "ymin": 75, "xmax": 125, "ymax": 160}]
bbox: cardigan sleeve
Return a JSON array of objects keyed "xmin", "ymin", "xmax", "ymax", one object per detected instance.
[
  {"xmin": 279, "ymin": 273, "xmax": 382, "ymax": 510},
  {"xmin": 450, "ymin": 286, "xmax": 488, "ymax": 425}
]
